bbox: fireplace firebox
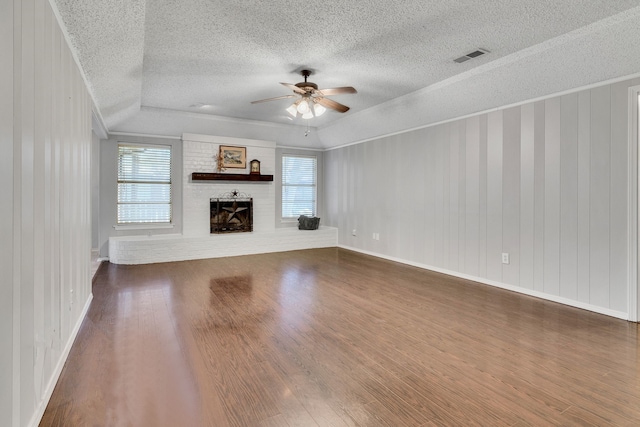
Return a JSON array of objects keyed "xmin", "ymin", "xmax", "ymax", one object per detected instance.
[{"xmin": 210, "ymin": 191, "xmax": 253, "ymax": 234}]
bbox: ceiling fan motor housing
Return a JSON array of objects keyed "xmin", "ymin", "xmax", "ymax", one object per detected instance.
[{"xmin": 295, "ymin": 82, "xmax": 318, "ymax": 92}]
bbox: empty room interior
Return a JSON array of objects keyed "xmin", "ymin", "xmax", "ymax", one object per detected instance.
[{"xmin": 4, "ymin": 1, "xmax": 640, "ymax": 426}]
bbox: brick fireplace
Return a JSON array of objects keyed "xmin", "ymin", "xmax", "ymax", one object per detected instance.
[{"xmin": 182, "ymin": 134, "xmax": 275, "ymax": 236}]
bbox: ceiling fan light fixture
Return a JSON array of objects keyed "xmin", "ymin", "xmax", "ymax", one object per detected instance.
[
  {"xmin": 286, "ymin": 103, "xmax": 298, "ymax": 117},
  {"xmin": 313, "ymin": 102, "xmax": 326, "ymax": 117},
  {"xmin": 297, "ymin": 99, "xmax": 310, "ymax": 114},
  {"xmin": 302, "ymin": 111, "xmax": 314, "ymax": 119}
]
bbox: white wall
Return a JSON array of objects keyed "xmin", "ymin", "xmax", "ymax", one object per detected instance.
[
  {"xmin": 98, "ymin": 133, "xmax": 329, "ymax": 256},
  {"xmin": 91, "ymin": 131, "xmax": 100, "ymax": 248},
  {"xmin": 107, "ymin": 134, "xmax": 341, "ymax": 264},
  {"xmin": 98, "ymin": 135, "xmax": 183, "ymax": 257},
  {"xmin": 325, "ymin": 77, "xmax": 640, "ymax": 319},
  {"xmin": 1, "ymin": 0, "xmax": 15, "ymax": 424},
  {"xmin": 182, "ymin": 134, "xmax": 276, "ymax": 236},
  {"xmin": 1, "ymin": 1, "xmax": 94, "ymax": 426}
]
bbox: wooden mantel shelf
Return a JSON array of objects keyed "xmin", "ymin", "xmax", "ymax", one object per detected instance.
[{"xmin": 191, "ymin": 172, "xmax": 274, "ymax": 182}]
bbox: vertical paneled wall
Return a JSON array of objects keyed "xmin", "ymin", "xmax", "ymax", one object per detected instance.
[
  {"xmin": 1, "ymin": 0, "xmax": 15, "ymax": 424},
  {"xmin": 3, "ymin": 0, "xmax": 93, "ymax": 426},
  {"xmin": 325, "ymin": 78, "xmax": 639, "ymax": 317}
]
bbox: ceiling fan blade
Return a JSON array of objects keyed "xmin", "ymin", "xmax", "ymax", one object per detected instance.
[
  {"xmin": 280, "ymin": 82, "xmax": 307, "ymax": 94},
  {"xmin": 316, "ymin": 86, "xmax": 357, "ymax": 96},
  {"xmin": 251, "ymin": 94, "xmax": 297, "ymax": 104},
  {"xmin": 316, "ymin": 97, "xmax": 350, "ymax": 113}
]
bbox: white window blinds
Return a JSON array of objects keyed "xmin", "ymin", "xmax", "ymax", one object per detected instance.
[
  {"xmin": 282, "ymin": 155, "xmax": 317, "ymax": 218},
  {"xmin": 117, "ymin": 144, "xmax": 172, "ymax": 224}
]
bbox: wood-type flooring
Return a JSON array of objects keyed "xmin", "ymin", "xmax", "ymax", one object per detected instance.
[{"xmin": 41, "ymin": 248, "xmax": 640, "ymax": 426}]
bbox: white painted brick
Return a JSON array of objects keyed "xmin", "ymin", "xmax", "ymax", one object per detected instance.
[
  {"xmin": 183, "ymin": 139, "xmax": 276, "ymax": 236},
  {"xmin": 109, "ymin": 227, "xmax": 338, "ymax": 264}
]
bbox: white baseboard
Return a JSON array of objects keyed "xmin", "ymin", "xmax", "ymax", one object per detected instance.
[
  {"xmin": 338, "ymin": 245, "xmax": 629, "ymax": 321},
  {"xmin": 28, "ymin": 294, "xmax": 94, "ymax": 427}
]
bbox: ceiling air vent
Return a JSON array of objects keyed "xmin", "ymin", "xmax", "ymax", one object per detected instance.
[{"xmin": 454, "ymin": 48, "xmax": 489, "ymax": 63}]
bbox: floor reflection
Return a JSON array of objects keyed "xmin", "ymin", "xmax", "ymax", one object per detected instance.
[
  {"xmin": 278, "ymin": 266, "xmax": 319, "ymax": 328},
  {"xmin": 109, "ymin": 282, "xmax": 202, "ymax": 426}
]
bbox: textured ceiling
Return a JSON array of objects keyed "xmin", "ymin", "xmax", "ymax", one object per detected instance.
[{"xmin": 54, "ymin": 0, "xmax": 640, "ymax": 142}]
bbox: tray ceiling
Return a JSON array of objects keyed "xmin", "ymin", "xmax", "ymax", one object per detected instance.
[{"xmin": 53, "ymin": 0, "xmax": 640, "ymax": 141}]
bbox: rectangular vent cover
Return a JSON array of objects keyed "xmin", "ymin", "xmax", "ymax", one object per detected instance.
[{"xmin": 454, "ymin": 48, "xmax": 489, "ymax": 63}]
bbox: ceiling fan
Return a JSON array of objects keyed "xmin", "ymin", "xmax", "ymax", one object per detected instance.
[{"xmin": 251, "ymin": 70, "xmax": 357, "ymax": 119}]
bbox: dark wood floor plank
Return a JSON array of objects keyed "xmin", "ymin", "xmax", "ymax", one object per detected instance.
[
  {"xmin": 41, "ymin": 248, "xmax": 640, "ymax": 426},
  {"xmin": 261, "ymin": 331, "xmax": 361, "ymax": 426},
  {"xmin": 253, "ymin": 361, "xmax": 319, "ymax": 427}
]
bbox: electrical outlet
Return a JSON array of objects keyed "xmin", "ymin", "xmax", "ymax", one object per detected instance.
[
  {"xmin": 502, "ymin": 253, "xmax": 510, "ymax": 264},
  {"xmin": 352, "ymin": 229, "xmax": 357, "ymax": 236}
]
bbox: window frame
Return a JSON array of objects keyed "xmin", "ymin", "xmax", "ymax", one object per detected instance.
[
  {"xmin": 281, "ymin": 154, "xmax": 318, "ymax": 220},
  {"xmin": 116, "ymin": 143, "xmax": 173, "ymax": 225}
]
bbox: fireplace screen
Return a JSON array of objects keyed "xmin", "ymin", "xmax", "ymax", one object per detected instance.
[{"xmin": 210, "ymin": 191, "xmax": 253, "ymax": 234}]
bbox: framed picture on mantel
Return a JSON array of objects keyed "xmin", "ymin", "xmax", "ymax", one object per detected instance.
[{"xmin": 220, "ymin": 145, "xmax": 246, "ymax": 169}]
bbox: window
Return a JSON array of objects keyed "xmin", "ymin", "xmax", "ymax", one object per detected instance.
[
  {"xmin": 117, "ymin": 144, "xmax": 172, "ymax": 224},
  {"xmin": 282, "ymin": 155, "xmax": 317, "ymax": 219}
]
